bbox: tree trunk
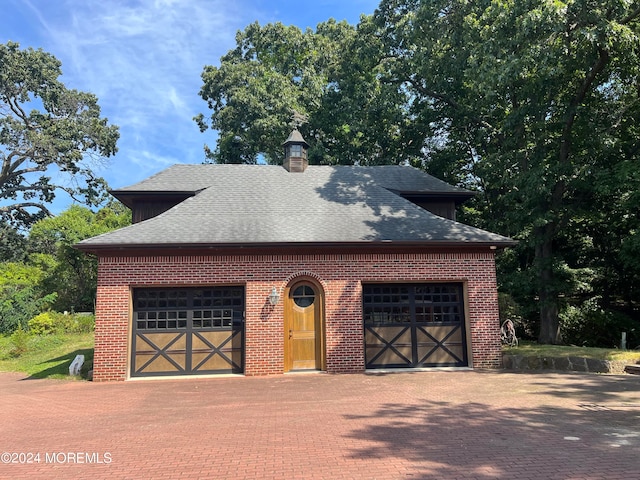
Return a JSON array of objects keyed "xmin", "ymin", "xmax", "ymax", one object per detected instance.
[
  {"xmin": 535, "ymin": 227, "xmax": 562, "ymax": 344},
  {"xmin": 538, "ymin": 285, "xmax": 561, "ymax": 344}
]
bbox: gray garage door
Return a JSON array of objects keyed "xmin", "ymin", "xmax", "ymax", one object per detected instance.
[
  {"xmin": 363, "ymin": 283, "xmax": 468, "ymax": 369},
  {"xmin": 131, "ymin": 287, "xmax": 244, "ymax": 377}
]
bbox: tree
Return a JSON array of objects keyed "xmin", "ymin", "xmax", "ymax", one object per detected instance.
[
  {"xmin": 0, "ymin": 42, "xmax": 119, "ymax": 229},
  {"xmin": 369, "ymin": 0, "xmax": 640, "ymax": 343},
  {"xmin": 196, "ymin": 20, "xmax": 354, "ymax": 164},
  {"xmin": 28, "ymin": 203, "xmax": 131, "ymax": 311},
  {"xmin": 0, "ymin": 203, "xmax": 130, "ymax": 332},
  {"xmin": 309, "ymin": 15, "xmax": 427, "ymax": 166},
  {"xmin": 0, "ymin": 260, "xmax": 55, "ymax": 333},
  {"xmin": 197, "ymin": 3, "xmax": 640, "ymax": 343},
  {"xmin": 197, "ymin": 18, "xmax": 424, "ymax": 167},
  {"xmin": 0, "ymin": 222, "xmax": 27, "ymax": 262}
]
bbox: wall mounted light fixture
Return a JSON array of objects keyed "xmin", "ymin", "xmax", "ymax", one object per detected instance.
[{"xmin": 268, "ymin": 287, "xmax": 280, "ymax": 305}]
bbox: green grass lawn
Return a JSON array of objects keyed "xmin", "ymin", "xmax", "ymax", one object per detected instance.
[
  {"xmin": 504, "ymin": 341, "xmax": 640, "ymax": 363},
  {"xmin": 0, "ymin": 332, "xmax": 94, "ymax": 380}
]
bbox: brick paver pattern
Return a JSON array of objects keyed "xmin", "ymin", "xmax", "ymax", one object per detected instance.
[{"xmin": 1, "ymin": 370, "xmax": 638, "ymax": 479}]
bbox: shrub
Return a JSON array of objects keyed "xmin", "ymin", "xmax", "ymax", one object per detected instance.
[
  {"xmin": 27, "ymin": 312, "xmax": 58, "ymax": 335},
  {"xmin": 9, "ymin": 326, "xmax": 30, "ymax": 357},
  {"xmin": 560, "ymin": 298, "xmax": 638, "ymax": 349},
  {"xmin": 27, "ymin": 311, "xmax": 95, "ymax": 335},
  {"xmin": 63, "ymin": 313, "xmax": 95, "ymax": 334},
  {"xmin": 0, "ymin": 287, "xmax": 57, "ymax": 334}
]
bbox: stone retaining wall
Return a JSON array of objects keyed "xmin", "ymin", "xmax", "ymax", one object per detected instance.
[{"xmin": 502, "ymin": 354, "xmax": 628, "ymax": 374}]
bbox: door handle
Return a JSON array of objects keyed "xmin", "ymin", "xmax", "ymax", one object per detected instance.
[{"xmin": 289, "ymin": 329, "xmax": 293, "ymax": 339}]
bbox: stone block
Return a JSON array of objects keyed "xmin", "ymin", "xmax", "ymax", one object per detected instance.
[
  {"xmin": 585, "ymin": 358, "xmax": 608, "ymax": 373},
  {"xmin": 566, "ymin": 357, "xmax": 587, "ymax": 372},
  {"xmin": 553, "ymin": 357, "xmax": 570, "ymax": 371}
]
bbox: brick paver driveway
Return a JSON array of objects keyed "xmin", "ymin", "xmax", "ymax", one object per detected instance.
[{"xmin": 1, "ymin": 370, "xmax": 639, "ymax": 479}]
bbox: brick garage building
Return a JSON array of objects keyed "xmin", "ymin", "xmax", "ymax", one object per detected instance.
[{"xmin": 76, "ymin": 131, "xmax": 514, "ymax": 381}]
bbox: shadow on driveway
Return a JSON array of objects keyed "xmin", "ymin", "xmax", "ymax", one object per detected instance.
[{"xmin": 0, "ymin": 370, "xmax": 638, "ymax": 479}]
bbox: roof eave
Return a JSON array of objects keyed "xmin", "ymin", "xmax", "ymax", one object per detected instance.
[
  {"xmin": 109, "ymin": 190, "xmax": 200, "ymax": 208},
  {"xmin": 74, "ymin": 239, "xmax": 517, "ymax": 256},
  {"xmin": 398, "ymin": 190, "xmax": 476, "ymax": 203}
]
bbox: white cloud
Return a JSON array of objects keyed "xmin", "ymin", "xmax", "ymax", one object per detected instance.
[
  {"xmin": 4, "ymin": 0, "xmax": 379, "ymax": 199},
  {"xmin": 53, "ymin": 0, "xmax": 240, "ymax": 116},
  {"xmin": 22, "ymin": 0, "xmax": 253, "ymax": 184}
]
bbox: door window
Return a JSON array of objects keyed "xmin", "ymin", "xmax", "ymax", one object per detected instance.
[{"xmin": 292, "ymin": 285, "xmax": 315, "ymax": 308}]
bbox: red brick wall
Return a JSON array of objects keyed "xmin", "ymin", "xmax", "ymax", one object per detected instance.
[{"xmin": 93, "ymin": 252, "xmax": 501, "ymax": 381}]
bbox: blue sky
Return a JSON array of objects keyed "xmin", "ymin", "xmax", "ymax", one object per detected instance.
[{"xmin": 1, "ymin": 0, "xmax": 379, "ymax": 213}]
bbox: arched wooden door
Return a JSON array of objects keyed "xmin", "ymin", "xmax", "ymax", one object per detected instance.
[{"xmin": 284, "ymin": 280, "xmax": 325, "ymax": 372}]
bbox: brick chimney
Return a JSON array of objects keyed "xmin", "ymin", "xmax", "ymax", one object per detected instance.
[{"xmin": 283, "ymin": 129, "xmax": 309, "ymax": 172}]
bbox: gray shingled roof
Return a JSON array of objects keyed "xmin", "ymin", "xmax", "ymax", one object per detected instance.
[{"xmin": 77, "ymin": 165, "xmax": 514, "ymax": 248}]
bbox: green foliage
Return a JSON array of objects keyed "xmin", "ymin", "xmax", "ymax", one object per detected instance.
[
  {"xmin": 560, "ymin": 298, "xmax": 638, "ymax": 349},
  {"xmin": 197, "ymin": 19, "xmax": 415, "ymax": 166},
  {"xmin": 0, "ymin": 261, "xmax": 57, "ymax": 333},
  {"xmin": 0, "ymin": 286, "xmax": 55, "ymax": 333},
  {"xmin": 195, "ymin": 2, "xmax": 640, "ymax": 344},
  {"xmin": 198, "ymin": 17, "xmax": 425, "ymax": 167},
  {"xmin": 197, "ymin": 21, "xmax": 347, "ymax": 163},
  {"xmin": 0, "ymin": 41, "xmax": 119, "ymax": 230},
  {"xmin": 27, "ymin": 203, "xmax": 130, "ymax": 312},
  {"xmin": 0, "ymin": 260, "xmax": 44, "ymax": 287},
  {"xmin": 27, "ymin": 311, "xmax": 95, "ymax": 335},
  {"xmin": 65, "ymin": 314, "xmax": 95, "ymax": 334},
  {"xmin": 8, "ymin": 325, "xmax": 30, "ymax": 357},
  {"xmin": 27, "ymin": 312, "xmax": 56, "ymax": 335},
  {"xmin": 367, "ymin": 0, "xmax": 640, "ymax": 342},
  {"xmin": 0, "ymin": 204, "xmax": 128, "ymax": 332},
  {"xmin": 0, "ymin": 224, "xmax": 28, "ymax": 262},
  {"xmin": 620, "ymin": 231, "xmax": 640, "ymax": 284}
]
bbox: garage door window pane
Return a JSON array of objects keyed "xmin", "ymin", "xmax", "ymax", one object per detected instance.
[
  {"xmin": 136, "ymin": 310, "xmax": 188, "ymax": 329},
  {"xmin": 364, "ymin": 284, "xmax": 463, "ymax": 325}
]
